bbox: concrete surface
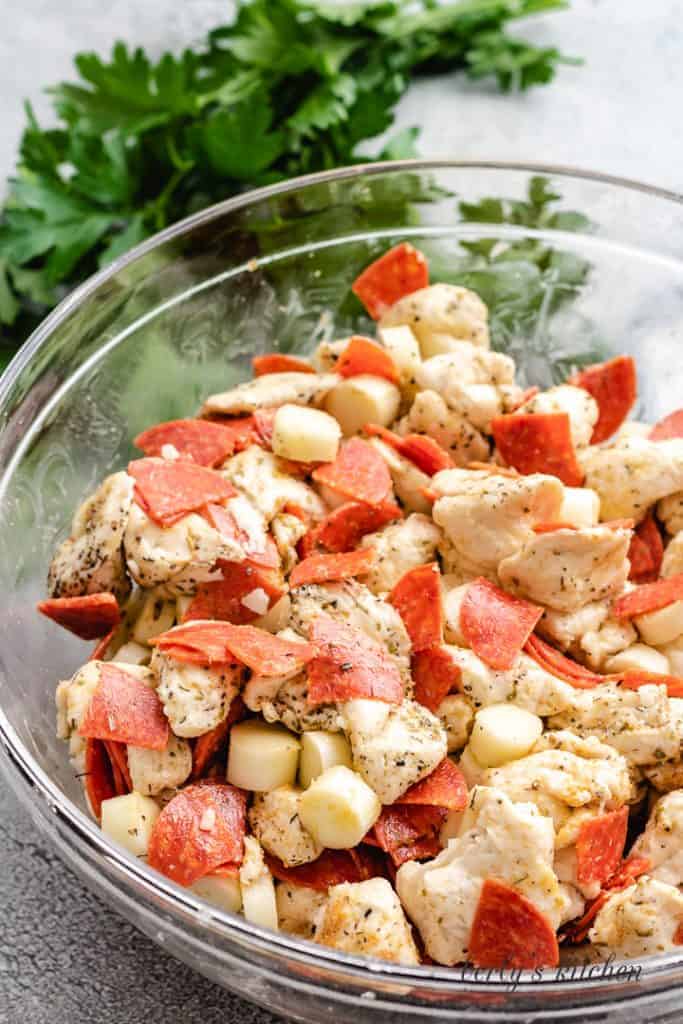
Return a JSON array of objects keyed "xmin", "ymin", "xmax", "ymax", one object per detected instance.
[{"xmin": 1, "ymin": 2, "xmax": 682, "ymax": 1023}]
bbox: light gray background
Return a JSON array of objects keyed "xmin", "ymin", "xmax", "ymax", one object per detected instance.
[{"xmin": 1, "ymin": 2, "xmax": 681, "ymax": 1022}]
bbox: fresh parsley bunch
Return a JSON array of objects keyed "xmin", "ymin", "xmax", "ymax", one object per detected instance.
[{"xmin": 0, "ymin": 0, "xmax": 574, "ymax": 351}]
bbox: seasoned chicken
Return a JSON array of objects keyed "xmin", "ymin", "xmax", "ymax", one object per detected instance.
[
  {"xmin": 48, "ymin": 471, "xmax": 134, "ymax": 601},
  {"xmin": 539, "ymin": 600, "xmax": 636, "ymax": 670},
  {"xmin": 414, "ymin": 344, "xmax": 515, "ymax": 432},
  {"xmin": 445, "ymin": 646, "xmax": 577, "ymax": 717},
  {"xmin": 127, "ymin": 733, "xmax": 192, "ymax": 796},
  {"xmin": 396, "ymin": 786, "xmax": 569, "ymax": 965},
  {"xmin": 580, "ymin": 437, "xmax": 683, "ymax": 523},
  {"xmin": 201, "ymin": 371, "xmax": 339, "ymax": 416},
  {"xmin": 398, "ymin": 389, "xmax": 489, "ymax": 465},
  {"xmin": 276, "ymin": 883, "xmax": 328, "ymax": 939},
  {"xmin": 222, "ymin": 447, "xmax": 326, "ymax": 523},
  {"xmin": 341, "ymin": 698, "xmax": 447, "ymax": 804},
  {"xmin": 661, "ymin": 530, "xmax": 683, "ymax": 575},
  {"xmin": 517, "ymin": 384, "xmax": 598, "ymax": 449},
  {"xmin": 367, "ymin": 437, "xmax": 432, "ymax": 515},
  {"xmin": 658, "ymin": 493, "xmax": 683, "ymax": 536},
  {"xmin": 437, "ymin": 694, "xmax": 474, "ymax": 752},
  {"xmin": 589, "ymin": 876, "xmax": 683, "ymax": 958},
  {"xmin": 498, "ymin": 525, "xmax": 631, "ymax": 613},
  {"xmin": 359, "ymin": 513, "xmax": 441, "ymax": 594},
  {"xmin": 379, "ymin": 283, "xmax": 490, "ymax": 355},
  {"xmin": 431, "ymin": 468, "xmax": 564, "ymax": 580},
  {"xmin": 249, "ymin": 785, "xmax": 322, "ymax": 867},
  {"xmin": 245, "ymin": 669, "xmax": 343, "ymax": 734},
  {"xmin": 150, "ymin": 648, "xmax": 242, "ymax": 738},
  {"xmin": 314, "ymin": 878, "xmax": 419, "ymax": 965},
  {"xmin": 630, "ymin": 790, "xmax": 683, "ymax": 887}
]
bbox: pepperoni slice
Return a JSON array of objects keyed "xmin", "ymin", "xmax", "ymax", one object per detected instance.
[
  {"xmin": 252, "ymin": 354, "xmax": 314, "ymax": 376},
  {"xmin": 562, "ymin": 854, "xmax": 651, "ymax": 943},
  {"xmin": 628, "ymin": 514, "xmax": 664, "ymax": 582},
  {"xmin": 507, "ymin": 385, "xmax": 540, "ymax": 412},
  {"xmin": 89, "ymin": 627, "xmax": 116, "ymax": 662},
  {"xmin": 412, "ymin": 646, "xmax": 462, "ymax": 712},
  {"xmin": 307, "ymin": 616, "xmax": 404, "ymax": 705},
  {"xmin": 650, "ymin": 409, "xmax": 683, "ymax": 442},
  {"xmin": 491, "ymin": 412, "xmax": 584, "ymax": 487},
  {"xmin": 612, "ymin": 573, "xmax": 683, "ymax": 619},
  {"xmin": 524, "ymin": 634, "xmax": 603, "ymax": 688},
  {"xmin": 351, "ymin": 243, "xmax": 429, "ymax": 320},
  {"xmin": 128, "ymin": 458, "xmax": 236, "ymax": 528},
  {"xmin": 372, "ymin": 806, "xmax": 445, "ymax": 867},
  {"xmin": 576, "ymin": 807, "xmax": 629, "ymax": 887},
  {"xmin": 389, "ymin": 563, "xmax": 443, "ymax": 652},
  {"xmin": 460, "ymin": 578, "xmax": 543, "ymax": 672},
  {"xmin": 154, "ymin": 621, "xmax": 315, "ymax": 676},
  {"xmin": 613, "ymin": 671, "xmax": 683, "ymax": 698},
  {"xmin": 289, "ymin": 548, "xmax": 376, "ymax": 588},
  {"xmin": 201, "ymin": 414, "xmax": 264, "ymax": 452},
  {"xmin": 134, "ymin": 418, "xmax": 248, "ymax": 467},
  {"xmin": 364, "ymin": 424, "xmax": 453, "ymax": 476},
  {"xmin": 84, "ymin": 738, "xmax": 117, "ymax": 819},
  {"xmin": 104, "ymin": 740, "xmax": 132, "ymax": 794},
  {"xmin": 38, "ymin": 592, "xmax": 120, "ymax": 641},
  {"xmin": 468, "ymin": 879, "xmax": 559, "ymax": 969},
  {"xmin": 184, "ymin": 562, "xmax": 286, "ymax": 625},
  {"xmin": 79, "ymin": 664, "xmax": 169, "ymax": 750},
  {"xmin": 191, "ymin": 696, "xmax": 246, "ymax": 780},
  {"xmin": 202, "ymin": 501, "xmax": 277, "ymax": 567},
  {"xmin": 336, "ymin": 336, "xmax": 399, "ymax": 384},
  {"xmin": 569, "ymin": 355, "xmax": 637, "ymax": 443},
  {"xmin": 148, "ymin": 781, "xmax": 247, "ymax": 887},
  {"xmin": 398, "ymin": 758, "xmax": 468, "ymax": 811},
  {"xmin": 532, "ymin": 522, "xmax": 578, "ymax": 534},
  {"xmin": 312, "ymin": 438, "xmax": 392, "ymax": 506},
  {"xmin": 304, "ymin": 500, "xmax": 402, "ymax": 554},
  {"xmin": 265, "ymin": 847, "xmax": 385, "ymax": 890},
  {"xmin": 253, "ymin": 408, "xmax": 278, "ymax": 448}
]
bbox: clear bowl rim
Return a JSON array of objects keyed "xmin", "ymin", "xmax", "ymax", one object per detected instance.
[{"xmin": 3, "ymin": 158, "xmax": 683, "ymax": 998}]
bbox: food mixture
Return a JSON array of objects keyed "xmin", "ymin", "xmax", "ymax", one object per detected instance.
[{"xmin": 39, "ymin": 242, "xmax": 683, "ymax": 970}]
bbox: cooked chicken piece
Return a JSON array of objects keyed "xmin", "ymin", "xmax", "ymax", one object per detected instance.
[
  {"xmin": 341, "ymin": 698, "xmax": 447, "ymax": 804},
  {"xmin": 498, "ymin": 525, "xmax": 631, "ymax": 613},
  {"xmin": 314, "ymin": 878, "xmax": 419, "ymax": 965},
  {"xmin": 658, "ymin": 493, "xmax": 683, "ymax": 536},
  {"xmin": 359, "ymin": 513, "xmax": 441, "ymax": 594},
  {"xmin": 431, "ymin": 468, "xmax": 564, "ymax": 580},
  {"xmin": 379, "ymin": 283, "xmax": 490, "ymax": 356},
  {"xmin": 437, "ymin": 694, "xmax": 474, "ymax": 752},
  {"xmin": 398, "ymin": 390, "xmax": 489, "ymax": 466},
  {"xmin": 580, "ymin": 437, "xmax": 683, "ymax": 523},
  {"xmin": 124, "ymin": 500, "xmax": 246, "ymax": 595},
  {"xmin": 127, "ymin": 733, "xmax": 192, "ymax": 796},
  {"xmin": 367, "ymin": 437, "xmax": 431, "ymax": 515},
  {"xmin": 661, "ymin": 530, "xmax": 683, "ymax": 576},
  {"xmin": 396, "ymin": 786, "xmax": 569, "ymax": 965},
  {"xmin": 310, "ymin": 339, "xmax": 347, "ymax": 373},
  {"xmin": 249, "ymin": 785, "xmax": 322, "ymax": 867},
  {"xmin": 150, "ymin": 648, "xmax": 242, "ymax": 738},
  {"xmin": 271, "ymin": 512, "xmax": 307, "ymax": 575},
  {"xmin": 482, "ymin": 730, "xmax": 633, "ymax": 842},
  {"xmin": 548, "ymin": 682, "xmax": 682, "ymax": 767},
  {"xmin": 630, "ymin": 790, "xmax": 683, "ymax": 887},
  {"xmin": 276, "ymin": 883, "xmax": 328, "ymax": 940},
  {"xmin": 517, "ymin": 385, "xmax": 598, "ymax": 449},
  {"xmin": 539, "ymin": 600, "xmax": 636, "ymax": 670},
  {"xmin": 244, "ymin": 669, "xmax": 343, "ymax": 734},
  {"xmin": 447, "ymin": 646, "xmax": 577, "ymax": 717},
  {"xmin": 48, "ymin": 471, "xmax": 134, "ymax": 601},
  {"xmin": 288, "ymin": 580, "xmax": 412, "ymax": 692},
  {"xmin": 414, "ymin": 344, "xmax": 516, "ymax": 431},
  {"xmin": 589, "ymin": 876, "xmax": 683, "ymax": 958},
  {"xmin": 201, "ymin": 372, "xmax": 339, "ymax": 416},
  {"xmin": 222, "ymin": 447, "xmax": 326, "ymax": 524}
]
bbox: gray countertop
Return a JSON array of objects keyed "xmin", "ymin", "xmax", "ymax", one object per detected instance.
[{"xmin": 1, "ymin": 2, "xmax": 682, "ymax": 1022}]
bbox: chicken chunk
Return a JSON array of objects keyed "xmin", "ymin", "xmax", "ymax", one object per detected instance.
[
  {"xmin": 313, "ymin": 878, "xmax": 419, "ymax": 965},
  {"xmin": 222, "ymin": 447, "xmax": 326, "ymax": 524},
  {"xmin": 359, "ymin": 513, "xmax": 441, "ymax": 594},
  {"xmin": 589, "ymin": 876, "xmax": 683, "ymax": 958},
  {"xmin": 276, "ymin": 883, "xmax": 328, "ymax": 940},
  {"xmin": 288, "ymin": 580, "xmax": 412, "ymax": 691},
  {"xmin": 127, "ymin": 733, "xmax": 192, "ymax": 796},
  {"xmin": 396, "ymin": 786, "xmax": 569, "ymax": 965},
  {"xmin": 658, "ymin": 493, "xmax": 683, "ymax": 537},
  {"xmin": 244, "ymin": 669, "xmax": 343, "ymax": 734},
  {"xmin": 539, "ymin": 600, "xmax": 636, "ymax": 671},
  {"xmin": 661, "ymin": 530, "xmax": 683, "ymax": 576},
  {"xmin": 630, "ymin": 790, "xmax": 683, "ymax": 887},
  {"xmin": 446, "ymin": 646, "xmax": 577, "ymax": 717},
  {"xmin": 249, "ymin": 785, "xmax": 322, "ymax": 867},
  {"xmin": 437, "ymin": 694, "xmax": 474, "ymax": 752},
  {"xmin": 367, "ymin": 437, "xmax": 431, "ymax": 515},
  {"xmin": 414, "ymin": 344, "xmax": 516, "ymax": 432},
  {"xmin": 123, "ymin": 503, "xmax": 244, "ymax": 595},
  {"xmin": 517, "ymin": 385, "xmax": 598, "ymax": 449},
  {"xmin": 431, "ymin": 469, "xmax": 564, "ymax": 580},
  {"xmin": 379, "ymin": 283, "xmax": 490, "ymax": 355},
  {"xmin": 548, "ymin": 682, "xmax": 682, "ymax": 767},
  {"xmin": 201, "ymin": 371, "xmax": 339, "ymax": 416},
  {"xmin": 150, "ymin": 648, "xmax": 242, "ymax": 738},
  {"xmin": 48, "ymin": 471, "xmax": 134, "ymax": 601},
  {"xmin": 398, "ymin": 390, "xmax": 489, "ymax": 466},
  {"xmin": 341, "ymin": 698, "xmax": 447, "ymax": 804},
  {"xmin": 498, "ymin": 525, "xmax": 631, "ymax": 613},
  {"xmin": 271, "ymin": 512, "xmax": 307, "ymax": 575},
  {"xmin": 580, "ymin": 437, "xmax": 683, "ymax": 523}
]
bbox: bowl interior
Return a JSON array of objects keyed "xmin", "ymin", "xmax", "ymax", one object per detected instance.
[{"xmin": 2, "ymin": 162, "xmax": 683, "ymax": 980}]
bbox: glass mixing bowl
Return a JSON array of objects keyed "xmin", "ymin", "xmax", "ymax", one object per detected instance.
[{"xmin": 3, "ymin": 161, "xmax": 683, "ymax": 1023}]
